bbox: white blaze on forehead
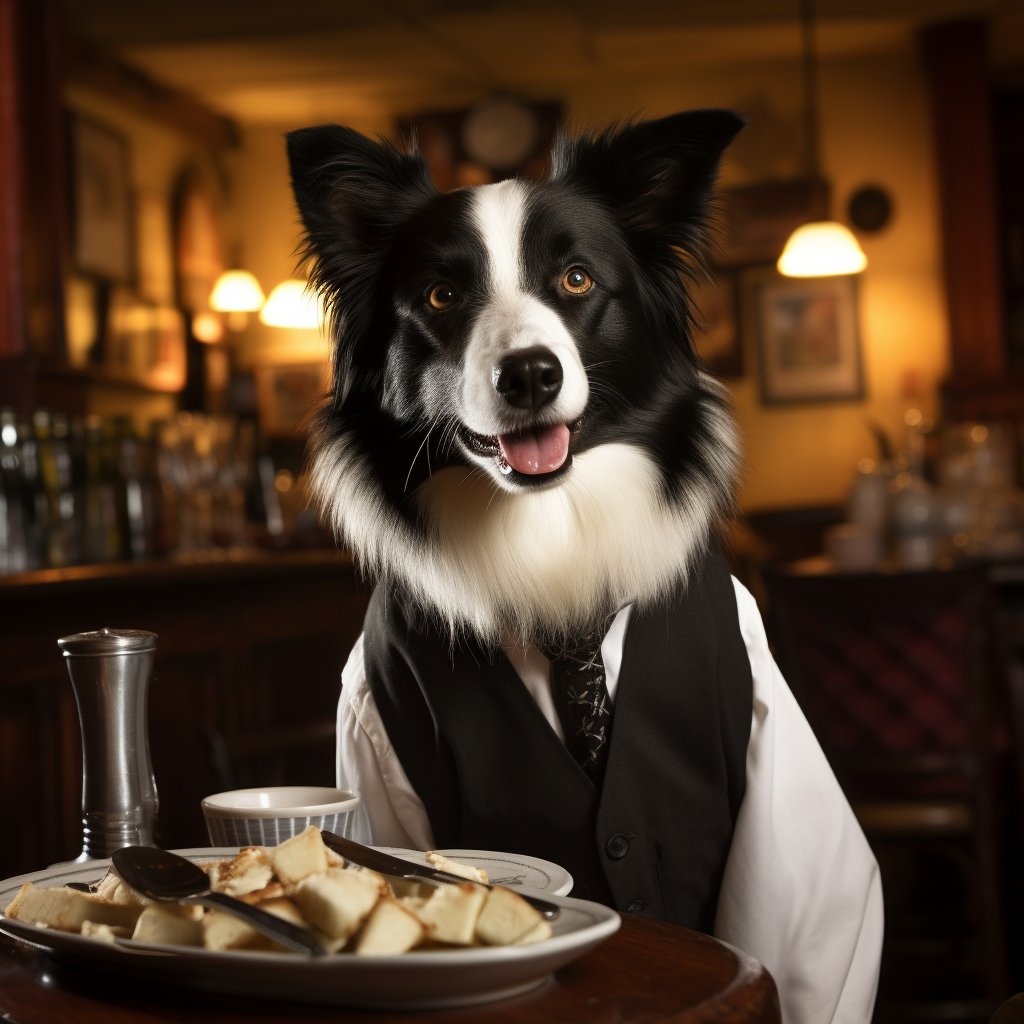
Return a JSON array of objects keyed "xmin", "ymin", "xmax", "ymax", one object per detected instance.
[
  {"xmin": 460, "ymin": 179, "xmax": 589, "ymax": 441},
  {"xmin": 470, "ymin": 180, "xmax": 528, "ymax": 295}
]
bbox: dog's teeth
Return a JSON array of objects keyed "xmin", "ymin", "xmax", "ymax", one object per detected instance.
[{"xmin": 497, "ymin": 456, "xmax": 512, "ymax": 475}]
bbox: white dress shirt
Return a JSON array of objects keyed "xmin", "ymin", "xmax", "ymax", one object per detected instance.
[{"xmin": 336, "ymin": 576, "xmax": 883, "ymax": 1023}]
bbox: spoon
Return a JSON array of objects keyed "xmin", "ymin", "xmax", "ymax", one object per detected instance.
[{"xmin": 111, "ymin": 846, "xmax": 323, "ymax": 956}]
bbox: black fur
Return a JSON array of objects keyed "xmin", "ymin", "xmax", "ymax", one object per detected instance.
[{"xmin": 288, "ymin": 110, "xmax": 745, "ymax": 640}]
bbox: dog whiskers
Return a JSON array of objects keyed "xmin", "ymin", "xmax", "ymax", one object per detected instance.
[
  {"xmin": 441, "ymin": 422, "xmax": 461, "ymax": 461},
  {"xmin": 404, "ymin": 421, "xmax": 439, "ymax": 493},
  {"xmin": 585, "ymin": 381, "xmax": 629, "ymax": 417}
]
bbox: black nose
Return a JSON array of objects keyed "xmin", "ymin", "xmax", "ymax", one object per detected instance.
[{"xmin": 493, "ymin": 347, "xmax": 563, "ymax": 411}]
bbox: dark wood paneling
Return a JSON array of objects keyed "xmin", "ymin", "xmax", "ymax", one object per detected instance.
[
  {"xmin": 0, "ymin": 0, "xmax": 67, "ymax": 364},
  {"xmin": 0, "ymin": 675, "xmax": 71, "ymax": 874},
  {"xmin": 0, "ymin": 553, "xmax": 371, "ymax": 877},
  {"xmin": 921, "ymin": 19, "xmax": 1004, "ymax": 383}
]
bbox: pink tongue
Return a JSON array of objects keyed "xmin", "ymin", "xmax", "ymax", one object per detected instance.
[{"xmin": 498, "ymin": 424, "xmax": 571, "ymax": 475}]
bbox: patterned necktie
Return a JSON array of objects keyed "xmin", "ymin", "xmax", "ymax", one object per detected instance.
[{"xmin": 544, "ymin": 630, "xmax": 613, "ymax": 782}]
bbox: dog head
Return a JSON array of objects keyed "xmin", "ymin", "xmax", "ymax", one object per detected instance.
[{"xmin": 289, "ymin": 111, "xmax": 743, "ymax": 644}]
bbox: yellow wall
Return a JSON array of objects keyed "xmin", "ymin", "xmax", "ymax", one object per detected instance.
[
  {"xmin": 228, "ymin": 49, "xmax": 948, "ymax": 513},
  {"xmin": 733, "ymin": 53, "xmax": 947, "ymax": 511}
]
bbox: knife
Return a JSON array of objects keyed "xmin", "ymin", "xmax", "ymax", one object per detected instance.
[{"xmin": 320, "ymin": 831, "xmax": 561, "ymax": 920}]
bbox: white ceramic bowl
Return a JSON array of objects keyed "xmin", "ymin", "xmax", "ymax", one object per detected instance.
[{"xmin": 201, "ymin": 786, "xmax": 360, "ymax": 847}]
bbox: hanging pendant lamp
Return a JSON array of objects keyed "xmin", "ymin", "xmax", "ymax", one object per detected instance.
[
  {"xmin": 209, "ymin": 268, "xmax": 266, "ymax": 332},
  {"xmin": 259, "ymin": 278, "xmax": 323, "ymax": 329},
  {"xmin": 777, "ymin": 0, "xmax": 867, "ymax": 278}
]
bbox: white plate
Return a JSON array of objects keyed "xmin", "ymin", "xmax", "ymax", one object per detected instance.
[
  {"xmin": 0, "ymin": 849, "xmax": 617, "ymax": 1010},
  {"xmin": 378, "ymin": 847, "xmax": 574, "ymax": 896}
]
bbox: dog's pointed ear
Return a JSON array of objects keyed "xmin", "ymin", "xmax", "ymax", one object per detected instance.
[
  {"xmin": 550, "ymin": 109, "xmax": 744, "ymax": 244},
  {"xmin": 287, "ymin": 126, "xmax": 435, "ymax": 399},
  {"xmin": 287, "ymin": 124, "xmax": 435, "ymax": 266}
]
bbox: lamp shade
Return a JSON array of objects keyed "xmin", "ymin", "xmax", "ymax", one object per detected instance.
[
  {"xmin": 259, "ymin": 279, "xmax": 323, "ymax": 329},
  {"xmin": 777, "ymin": 220, "xmax": 867, "ymax": 277},
  {"xmin": 209, "ymin": 269, "xmax": 265, "ymax": 312}
]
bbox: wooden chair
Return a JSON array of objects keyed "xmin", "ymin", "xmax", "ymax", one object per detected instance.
[{"xmin": 761, "ymin": 563, "xmax": 1012, "ymax": 1020}]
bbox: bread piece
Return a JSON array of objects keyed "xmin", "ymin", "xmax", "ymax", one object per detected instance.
[
  {"xmin": 387, "ymin": 876, "xmax": 430, "ymax": 900},
  {"xmin": 208, "ymin": 847, "xmax": 274, "ymax": 898},
  {"xmin": 474, "ymin": 885, "xmax": 547, "ymax": 946},
  {"xmin": 95, "ymin": 871, "xmax": 150, "ymax": 906},
  {"xmin": 414, "ymin": 883, "xmax": 486, "ymax": 946},
  {"xmin": 202, "ymin": 909, "xmax": 272, "ymax": 952},
  {"xmin": 239, "ymin": 881, "xmax": 286, "ymax": 905},
  {"xmin": 354, "ymin": 896, "xmax": 425, "ymax": 955},
  {"xmin": 397, "ymin": 893, "xmax": 429, "ymax": 913},
  {"xmin": 514, "ymin": 920, "xmax": 554, "ymax": 945},
  {"xmin": 4, "ymin": 882, "xmax": 142, "ymax": 933},
  {"xmin": 269, "ymin": 826, "xmax": 329, "ymax": 886},
  {"xmin": 343, "ymin": 863, "xmax": 390, "ymax": 893},
  {"xmin": 256, "ymin": 896, "xmax": 306, "ymax": 927},
  {"xmin": 425, "ymin": 851, "xmax": 489, "ymax": 883},
  {"xmin": 293, "ymin": 869, "xmax": 381, "ymax": 941},
  {"xmin": 81, "ymin": 921, "xmax": 132, "ymax": 942},
  {"xmin": 131, "ymin": 904, "xmax": 204, "ymax": 946}
]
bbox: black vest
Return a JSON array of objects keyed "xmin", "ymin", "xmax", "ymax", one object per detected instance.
[{"xmin": 362, "ymin": 545, "xmax": 752, "ymax": 932}]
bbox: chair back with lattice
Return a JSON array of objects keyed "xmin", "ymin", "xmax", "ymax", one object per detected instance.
[
  {"xmin": 761, "ymin": 565, "xmax": 994, "ymax": 803},
  {"xmin": 763, "ymin": 563, "xmax": 1012, "ymax": 1016}
]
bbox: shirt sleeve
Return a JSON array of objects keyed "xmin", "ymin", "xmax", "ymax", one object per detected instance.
[
  {"xmin": 715, "ymin": 577, "xmax": 884, "ymax": 1024},
  {"xmin": 336, "ymin": 633, "xmax": 436, "ymax": 850}
]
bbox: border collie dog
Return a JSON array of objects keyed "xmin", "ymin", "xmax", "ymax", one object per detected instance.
[
  {"xmin": 289, "ymin": 110, "xmax": 743, "ymax": 649},
  {"xmin": 287, "ymin": 113, "xmax": 884, "ymax": 1019}
]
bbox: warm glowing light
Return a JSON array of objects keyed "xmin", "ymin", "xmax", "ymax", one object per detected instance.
[
  {"xmin": 777, "ymin": 221, "xmax": 868, "ymax": 277},
  {"xmin": 209, "ymin": 270, "xmax": 265, "ymax": 313},
  {"xmin": 259, "ymin": 279, "xmax": 323, "ymax": 329},
  {"xmin": 192, "ymin": 311, "xmax": 225, "ymax": 344}
]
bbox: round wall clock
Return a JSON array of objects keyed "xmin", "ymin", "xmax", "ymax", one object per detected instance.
[{"xmin": 461, "ymin": 95, "xmax": 542, "ymax": 173}]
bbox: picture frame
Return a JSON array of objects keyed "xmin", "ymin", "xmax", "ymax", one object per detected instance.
[
  {"xmin": 743, "ymin": 268, "xmax": 863, "ymax": 405},
  {"xmin": 690, "ymin": 269, "xmax": 743, "ymax": 377},
  {"xmin": 254, "ymin": 363, "xmax": 330, "ymax": 438},
  {"xmin": 69, "ymin": 115, "xmax": 134, "ymax": 282},
  {"xmin": 172, "ymin": 164, "xmax": 226, "ymax": 313},
  {"xmin": 105, "ymin": 289, "xmax": 187, "ymax": 392},
  {"xmin": 716, "ymin": 179, "xmax": 829, "ymax": 268},
  {"xmin": 135, "ymin": 190, "xmax": 175, "ymax": 306}
]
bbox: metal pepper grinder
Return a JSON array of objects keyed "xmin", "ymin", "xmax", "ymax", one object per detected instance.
[{"xmin": 58, "ymin": 628, "xmax": 160, "ymax": 861}]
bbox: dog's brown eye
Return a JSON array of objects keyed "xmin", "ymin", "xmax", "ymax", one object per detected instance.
[
  {"xmin": 562, "ymin": 268, "xmax": 593, "ymax": 295},
  {"xmin": 427, "ymin": 283, "xmax": 458, "ymax": 310}
]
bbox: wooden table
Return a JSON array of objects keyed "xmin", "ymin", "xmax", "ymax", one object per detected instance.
[{"xmin": 0, "ymin": 915, "xmax": 780, "ymax": 1023}]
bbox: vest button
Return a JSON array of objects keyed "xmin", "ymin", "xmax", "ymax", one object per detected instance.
[
  {"xmin": 605, "ymin": 833, "xmax": 630, "ymax": 860},
  {"xmin": 627, "ymin": 899, "xmax": 646, "ymax": 912}
]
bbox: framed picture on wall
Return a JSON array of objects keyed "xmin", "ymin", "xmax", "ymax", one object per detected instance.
[
  {"xmin": 172, "ymin": 164, "xmax": 226, "ymax": 313},
  {"xmin": 744, "ymin": 268, "xmax": 863, "ymax": 404},
  {"xmin": 690, "ymin": 269, "xmax": 743, "ymax": 377},
  {"xmin": 717, "ymin": 179, "xmax": 829, "ymax": 268},
  {"xmin": 135, "ymin": 190, "xmax": 175, "ymax": 305},
  {"xmin": 69, "ymin": 115, "xmax": 134, "ymax": 282},
  {"xmin": 104, "ymin": 290, "xmax": 187, "ymax": 392},
  {"xmin": 254, "ymin": 363, "xmax": 330, "ymax": 438}
]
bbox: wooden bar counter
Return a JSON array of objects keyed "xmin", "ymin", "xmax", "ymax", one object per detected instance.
[{"xmin": 0, "ymin": 549, "xmax": 372, "ymax": 879}]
